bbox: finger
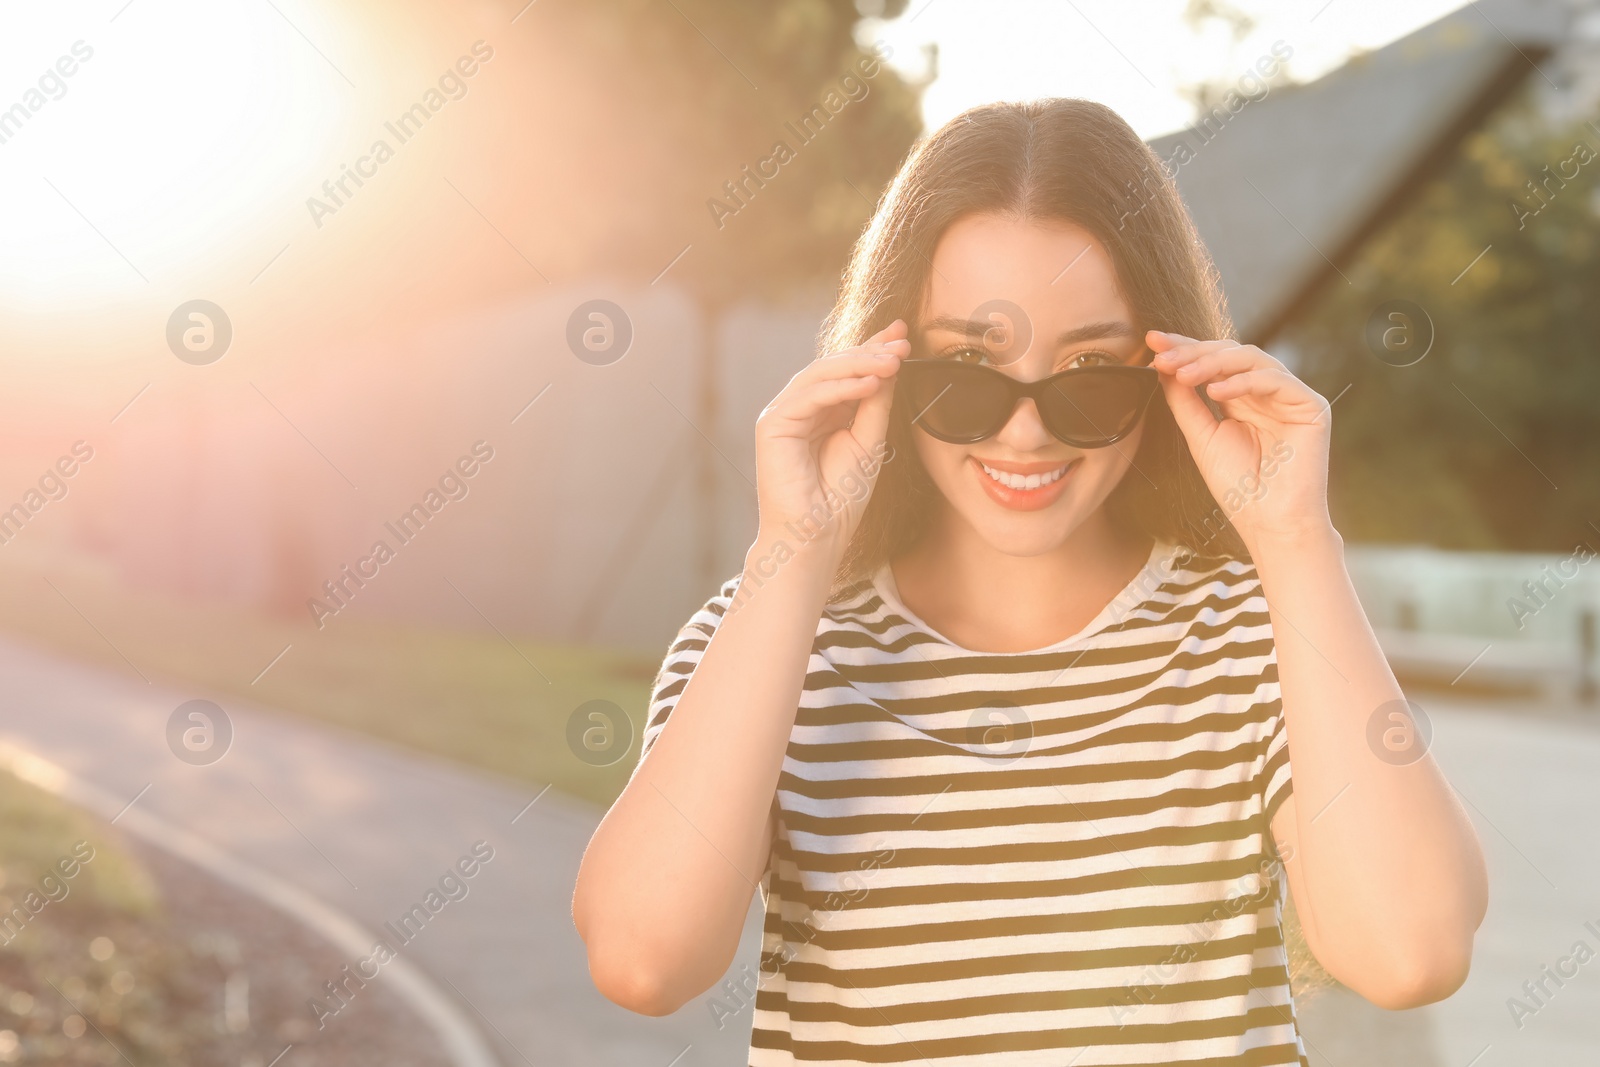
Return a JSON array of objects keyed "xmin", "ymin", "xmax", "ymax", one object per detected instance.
[
  {"xmin": 813, "ymin": 404, "xmax": 856, "ymax": 437},
  {"xmin": 794, "ymin": 351, "xmax": 902, "ymax": 389},
  {"xmin": 848, "ymin": 362, "xmax": 899, "ymax": 451},
  {"xmin": 827, "ymin": 338, "xmax": 910, "ymax": 362},
  {"xmin": 863, "ymin": 318, "xmax": 908, "ymax": 346},
  {"xmin": 1204, "ymin": 367, "xmax": 1325, "ymax": 415},
  {"xmin": 767, "ymin": 375, "xmax": 883, "ymax": 428},
  {"xmin": 1146, "ymin": 329, "xmax": 1207, "ymax": 353},
  {"xmin": 1158, "ymin": 368, "xmax": 1222, "ymax": 452},
  {"xmin": 841, "ymin": 319, "xmax": 909, "ymax": 355},
  {"xmin": 1173, "ymin": 345, "xmax": 1270, "ymax": 384},
  {"xmin": 1151, "ymin": 336, "xmax": 1240, "ymax": 369}
]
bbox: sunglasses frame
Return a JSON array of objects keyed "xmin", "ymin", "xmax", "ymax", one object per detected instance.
[{"xmin": 896, "ymin": 356, "xmax": 1161, "ymax": 448}]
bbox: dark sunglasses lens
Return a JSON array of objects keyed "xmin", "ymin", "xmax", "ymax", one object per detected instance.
[
  {"xmin": 901, "ymin": 362, "xmax": 1014, "ymax": 441},
  {"xmin": 1038, "ymin": 370, "xmax": 1152, "ymax": 445}
]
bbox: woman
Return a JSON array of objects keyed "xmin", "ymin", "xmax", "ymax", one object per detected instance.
[{"xmin": 573, "ymin": 98, "xmax": 1487, "ymax": 1065}]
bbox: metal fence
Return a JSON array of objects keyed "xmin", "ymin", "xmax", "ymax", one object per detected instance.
[{"xmin": 1346, "ymin": 543, "xmax": 1600, "ymax": 700}]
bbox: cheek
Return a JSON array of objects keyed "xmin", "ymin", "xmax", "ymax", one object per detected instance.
[
  {"xmin": 1077, "ymin": 423, "xmax": 1144, "ymax": 492},
  {"xmin": 912, "ymin": 433, "xmax": 968, "ymax": 486}
]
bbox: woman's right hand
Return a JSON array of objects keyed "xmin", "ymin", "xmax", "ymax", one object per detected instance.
[{"xmin": 752, "ymin": 319, "xmax": 909, "ymax": 559}]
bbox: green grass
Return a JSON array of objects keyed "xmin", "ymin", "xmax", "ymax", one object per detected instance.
[
  {"xmin": 246, "ymin": 621, "xmax": 659, "ymax": 807},
  {"xmin": 0, "ymin": 554, "xmax": 657, "ymax": 808},
  {"xmin": 0, "ymin": 768, "xmax": 157, "ymax": 920}
]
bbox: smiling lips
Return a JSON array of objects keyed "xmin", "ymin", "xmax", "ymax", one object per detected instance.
[{"xmin": 971, "ymin": 457, "xmax": 1082, "ymax": 511}]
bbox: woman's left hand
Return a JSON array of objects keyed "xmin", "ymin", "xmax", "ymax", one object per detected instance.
[{"xmin": 1146, "ymin": 330, "xmax": 1334, "ymax": 554}]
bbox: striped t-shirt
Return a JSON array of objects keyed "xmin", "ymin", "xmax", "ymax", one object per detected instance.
[{"xmin": 638, "ymin": 538, "xmax": 1306, "ymax": 1066}]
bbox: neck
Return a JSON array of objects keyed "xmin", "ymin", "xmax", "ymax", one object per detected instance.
[{"xmin": 890, "ymin": 508, "xmax": 1154, "ymax": 654}]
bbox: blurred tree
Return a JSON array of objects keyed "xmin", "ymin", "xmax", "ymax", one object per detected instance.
[
  {"xmin": 505, "ymin": 0, "xmax": 926, "ymax": 584},
  {"xmin": 1175, "ymin": 0, "xmax": 1287, "ymax": 117},
  {"xmin": 1182, "ymin": 0, "xmax": 1255, "ymax": 39},
  {"xmin": 1283, "ymin": 81, "xmax": 1600, "ymax": 552}
]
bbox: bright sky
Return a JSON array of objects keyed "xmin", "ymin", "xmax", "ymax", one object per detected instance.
[
  {"xmin": 0, "ymin": 0, "xmax": 1475, "ymax": 311},
  {"xmin": 862, "ymin": 0, "xmax": 1474, "ymax": 139}
]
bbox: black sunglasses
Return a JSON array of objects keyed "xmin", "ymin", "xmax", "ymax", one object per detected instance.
[{"xmin": 896, "ymin": 355, "xmax": 1160, "ymax": 448}]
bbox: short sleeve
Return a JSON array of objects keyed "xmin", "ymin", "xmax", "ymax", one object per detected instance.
[
  {"xmin": 1261, "ymin": 658, "xmax": 1293, "ymax": 830},
  {"xmin": 629, "ymin": 574, "xmax": 743, "ymax": 778},
  {"xmin": 1236, "ymin": 563, "xmax": 1293, "ymax": 833}
]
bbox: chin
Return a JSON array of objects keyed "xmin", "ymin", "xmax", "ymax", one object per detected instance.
[{"xmin": 971, "ymin": 521, "xmax": 1085, "ymax": 557}]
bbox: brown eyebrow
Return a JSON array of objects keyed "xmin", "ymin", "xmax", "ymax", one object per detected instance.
[{"xmin": 919, "ymin": 317, "xmax": 1138, "ymax": 348}]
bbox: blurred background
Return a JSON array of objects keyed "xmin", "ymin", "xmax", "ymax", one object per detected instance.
[{"xmin": 0, "ymin": 0, "xmax": 1596, "ymax": 1064}]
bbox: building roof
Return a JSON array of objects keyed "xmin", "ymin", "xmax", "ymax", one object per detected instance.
[{"xmin": 1150, "ymin": 0, "xmax": 1572, "ymax": 342}]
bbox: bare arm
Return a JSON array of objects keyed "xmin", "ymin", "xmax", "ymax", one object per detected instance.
[
  {"xmin": 572, "ymin": 535, "xmax": 833, "ymax": 1015},
  {"xmin": 571, "ymin": 320, "xmax": 909, "ymax": 1015},
  {"xmin": 1262, "ymin": 529, "xmax": 1487, "ymax": 1009},
  {"xmin": 1148, "ymin": 330, "xmax": 1487, "ymax": 1010}
]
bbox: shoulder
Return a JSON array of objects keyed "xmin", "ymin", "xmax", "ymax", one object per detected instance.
[
  {"xmin": 669, "ymin": 573, "xmax": 744, "ymax": 644},
  {"xmin": 649, "ymin": 573, "xmax": 745, "ymax": 695},
  {"xmin": 1149, "ymin": 548, "xmax": 1281, "ymax": 723},
  {"xmin": 817, "ymin": 573, "xmax": 927, "ymax": 658},
  {"xmin": 822, "ymin": 574, "xmax": 892, "ymax": 626},
  {"xmin": 663, "ymin": 568, "xmax": 892, "ymax": 660},
  {"xmin": 1133, "ymin": 543, "xmax": 1271, "ymax": 637},
  {"xmin": 1157, "ymin": 543, "xmax": 1263, "ymax": 601}
]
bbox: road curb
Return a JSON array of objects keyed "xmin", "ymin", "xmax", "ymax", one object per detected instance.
[{"xmin": 0, "ymin": 736, "xmax": 502, "ymax": 1067}]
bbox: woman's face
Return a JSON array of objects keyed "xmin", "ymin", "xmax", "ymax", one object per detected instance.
[{"xmin": 910, "ymin": 212, "xmax": 1149, "ymax": 557}]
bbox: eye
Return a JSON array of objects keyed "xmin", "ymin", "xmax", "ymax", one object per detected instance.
[
  {"xmin": 934, "ymin": 345, "xmax": 992, "ymax": 365},
  {"xmin": 1063, "ymin": 348, "xmax": 1121, "ymax": 369}
]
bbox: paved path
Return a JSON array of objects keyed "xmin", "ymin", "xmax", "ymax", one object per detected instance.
[
  {"xmin": 0, "ymin": 635, "xmax": 1595, "ymax": 1065},
  {"xmin": 1296, "ymin": 694, "xmax": 1600, "ymax": 1066},
  {"xmin": 0, "ymin": 636, "xmax": 762, "ymax": 1067}
]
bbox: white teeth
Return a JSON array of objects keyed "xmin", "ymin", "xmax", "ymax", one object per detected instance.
[{"xmin": 979, "ymin": 461, "xmax": 1074, "ymax": 490}]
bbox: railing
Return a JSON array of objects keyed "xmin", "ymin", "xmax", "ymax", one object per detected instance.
[{"xmin": 1344, "ymin": 544, "xmax": 1599, "ymax": 701}]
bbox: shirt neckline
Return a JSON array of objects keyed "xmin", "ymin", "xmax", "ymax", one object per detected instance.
[{"xmin": 870, "ymin": 537, "xmax": 1172, "ymax": 656}]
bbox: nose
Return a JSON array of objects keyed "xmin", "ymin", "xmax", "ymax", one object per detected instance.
[{"xmin": 992, "ymin": 396, "xmax": 1055, "ymax": 453}]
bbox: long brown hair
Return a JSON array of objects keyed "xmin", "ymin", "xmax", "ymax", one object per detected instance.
[{"xmin": 819, "ymin": 98, "xmax": 1249, "ymax": 594}]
